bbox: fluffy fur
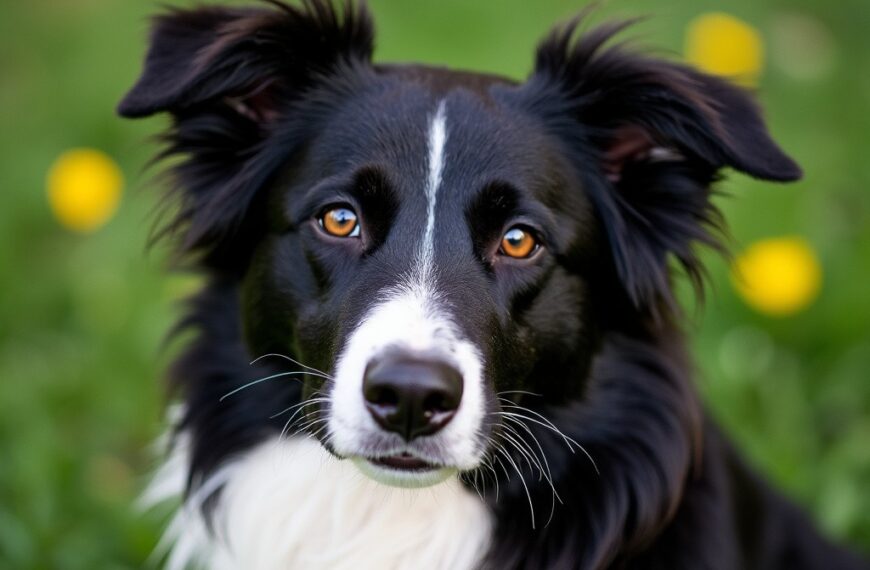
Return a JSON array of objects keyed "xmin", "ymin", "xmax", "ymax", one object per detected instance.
[
  {"xmin": 119, "ymin": 1, "xmax": 868, "ymax": 568},
  {"xmin": 148, "ymin": 437, "xmax": 491, "ymax": 570}
]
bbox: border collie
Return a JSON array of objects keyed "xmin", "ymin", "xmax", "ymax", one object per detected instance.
[{"xmin": 118, "ymin": 1, "xmax": 868, "ymax": 568}]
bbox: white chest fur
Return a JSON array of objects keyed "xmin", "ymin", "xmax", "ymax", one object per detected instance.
[{"xmin": 151, "ymin": 437, "xmax": 493, "ymax": 570}]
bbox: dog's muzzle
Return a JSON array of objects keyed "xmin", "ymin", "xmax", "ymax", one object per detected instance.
[{"xmin": 328, "ymin": 286, "xmax": 487, "ymax": 487}]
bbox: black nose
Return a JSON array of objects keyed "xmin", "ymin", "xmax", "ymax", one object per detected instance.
[{"xmin": 362, "ymin": 354, "xmax": 463, "ymax": 441}]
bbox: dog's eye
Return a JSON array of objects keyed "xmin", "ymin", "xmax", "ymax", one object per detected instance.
[
  {"xmin": 500, "ymin": 226, "xmax": 539, "ymax": 259},
  {"xmin": 319, "ymin": 207, "xmax": 360, "ymax": 238}
]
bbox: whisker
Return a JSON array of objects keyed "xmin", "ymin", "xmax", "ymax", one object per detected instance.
[
  {"xmin": 461, "ymin": 470, "xmax": 485, "ymax": 503},
  {"xmin": 269, "ymin": 396, "xmax": 328, "ymax": 419},
  {"xmin": 497, "ymin": 402, "xmax": 581, "ymax": 447},
  {"xmin": 499, "ymin": 428, "xmax": 541, "ymax": 480},
  {"xmin": 501, "ymin": 419, "xmax": 561, "ymax": 526},
  {"xmin": 493, "ymin": 444, "xmax": 536, "ymax": 529},
  {"xmin": 496, "ymin": 406, "xmax": 600, "ymax": 476},
  {"xmin": 480, "ymin": 454, "xmax": 500, "ymax": 501},
  {"xmin": 496, "ymin": 390, "xmax": 543, "ymax": 398},
  {"xmin": 250, "ymin": 353, "xmax": 333, "ymax": 378},
  {"xmin": 220, "ymin": 371, "xmax": 319, "ymax": 401},
  {"xmin": 296, "ymin": 415, "xmax": 328, "ymax": 430},
  {"xmin": 492, "ymin": 453, "xmax": 510, "ymax": 502},
  {"xmin": 281, "ymin": 406, "xmax": 322, "ymax": 440},
  {"xmin": 473, "ymin": 470, "xmax": 484, "ymax": 501},
  {"xmin": 500, "ymin": 425, "xmax": 552, "ymax": 488},
  {"xmin": 285, "ymin": 416, "xmax": 322, "ymax": 440},
  {"xmin": 284, "ymin": 405, "xmax": 324, "ymax": 431},
  {"xmin": 502, "ymin": 417, "xmax": 561, "ymax": 503},
  {"xmin": 498, "ymin": 401, "xmax": 571, "ymax": 433},
  {"xmin": 495, "ymin": 410, "xmax": 574, "ymax": 447},
  {"xmin": 302, "ymin": 421, "xmax": 330, "ymax": 441}
]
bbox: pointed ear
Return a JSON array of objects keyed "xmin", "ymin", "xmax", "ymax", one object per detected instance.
[
  {"xmin": 118, "ymin": 1, "xmax": 374, "ymax": 122},
  {"xmin": 117, "ymin": 1, "xmax": 374, "ymax": 270},
  {"xmin": 519, "ymin": 18, "xmax": 801, "ymax": 313}
]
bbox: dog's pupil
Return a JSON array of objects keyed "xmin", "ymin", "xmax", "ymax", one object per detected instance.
[{"xmin": 332, "ymin": 209, "xmax": 353, "ymax": 226}]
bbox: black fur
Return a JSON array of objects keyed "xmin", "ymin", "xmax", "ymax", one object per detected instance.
[{"xmin": 119, "ymin": 1, "xmax": 867, "ymax": 568}]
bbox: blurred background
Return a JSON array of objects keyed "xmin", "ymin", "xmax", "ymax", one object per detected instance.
[{"xmin": 1, "ymin": 0, "xmax": 868, "ymax": 567}]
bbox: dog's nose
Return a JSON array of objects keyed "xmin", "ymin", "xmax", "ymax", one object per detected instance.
[{"xmin": 362, "ymin": 355, "xmax": 463, "ymax": 441}]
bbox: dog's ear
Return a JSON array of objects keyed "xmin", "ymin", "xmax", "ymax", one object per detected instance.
[
  {"xmin": 118, "ymin": 1, "xmax": 373, "ymax": 121},
  {"xmin": 519, "ymin": 19, "xmax": 801, "ymax": 315},
  {"xmin": 118, "ymin": 1, "xmax": 374, "ymax": 268}
]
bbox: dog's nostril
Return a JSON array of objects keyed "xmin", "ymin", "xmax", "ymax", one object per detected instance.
[
  {"xmin": 365, "ymin": 385, "xmax": 399, "ymax": 408},
  {"xmin": 422, "ymin": 392, "xmax": 451, "ymax": 414},
  {"xmin": 362, "ymin": 354, "xmax": 463, "ymax": 441}
]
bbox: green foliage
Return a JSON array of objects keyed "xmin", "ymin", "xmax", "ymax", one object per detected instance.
[{"xmin": 0, "ymin": 0, "xmax": 867, "ymax": 566}]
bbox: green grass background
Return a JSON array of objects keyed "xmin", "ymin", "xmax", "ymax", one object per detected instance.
[{"xmin": 0, "ymin": 0, "xmax": 868, "ymax": 567}]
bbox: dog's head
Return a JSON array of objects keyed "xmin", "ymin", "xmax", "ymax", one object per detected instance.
[{"xmin": 120, "ymin": 2, "xmax": 799, "ymax": 489}]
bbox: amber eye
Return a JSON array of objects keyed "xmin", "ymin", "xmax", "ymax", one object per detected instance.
[
  {"xmin": 500, "ymin": 226, "xmax": 539, "ymax": 259},
  {"xmin": 319, "ymin": 206, "xmax": 360, "ymax": 238}
]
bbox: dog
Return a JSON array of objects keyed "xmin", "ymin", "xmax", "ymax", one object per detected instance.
[{"xmin": 118, "ymin": 1, "xmax": 868, "ymax": 568}]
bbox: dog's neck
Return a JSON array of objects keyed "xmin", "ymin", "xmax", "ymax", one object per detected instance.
[{"xmin": 153, "ymin": 437, "xmax": 492, "ymax": 570}]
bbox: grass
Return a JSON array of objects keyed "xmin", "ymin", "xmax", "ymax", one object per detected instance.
[{"xmin": 0, "ymin": 0, "xmax": 867, "ymax": 567}]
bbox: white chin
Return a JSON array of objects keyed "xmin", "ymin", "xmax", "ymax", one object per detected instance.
[{"xmin": 351, "ymin": 457, "xmax": 457, "ymax": 488}]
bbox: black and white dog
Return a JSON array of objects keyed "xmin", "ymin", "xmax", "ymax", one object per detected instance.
[{"xmin": 119, "ymin": 1, "xmax": 868, "ymax": 568}]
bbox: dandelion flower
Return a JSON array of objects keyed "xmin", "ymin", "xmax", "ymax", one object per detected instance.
[
  {"xmin": 685, "ymin": 12, "xmax": 764, "ymax": 86},
  {"xmin": 731, "ymin": 237, "xmax": 822, "ymax": 316},
  {"xmin": 47, "ymin": 148, "xmax": 123, "ymax": 233}
]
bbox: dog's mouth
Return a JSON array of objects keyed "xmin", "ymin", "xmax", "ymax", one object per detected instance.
[
  {"xmin": 350, "ymin": 451, "xmax": 458, "ymax": 488},
  {"xmin": 370, "ymin": 452, "xmax": 438, "ymax": 472}
]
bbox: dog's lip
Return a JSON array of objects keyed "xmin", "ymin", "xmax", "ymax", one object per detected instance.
[
  {"xmin": 368, "ymin": 452, "xmax": 439, "ymax": 472},
  {"xmin": 352, "ymin": 453, "xmax": 457, "ymax": 488}
]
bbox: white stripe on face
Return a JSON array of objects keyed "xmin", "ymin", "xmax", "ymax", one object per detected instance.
[
  {"xmin": 420, "ymin": 100, "xmax": 448, "ymax": 277},
  {"xmin": 327, "ymin": 101, "xmax": 488, "ymax": 480}
]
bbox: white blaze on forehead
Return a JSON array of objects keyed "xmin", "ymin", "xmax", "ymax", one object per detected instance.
[{"xmin": 419, "ymin": 100, "xmax": 448, "ymax": 279}]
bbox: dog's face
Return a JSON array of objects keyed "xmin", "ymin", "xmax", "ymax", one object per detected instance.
[
  {"xmin": 241, "ymin": 81, "xmax": 598, "ymax": 485},
  {"xmin": 120, "ymin": 3, "xmax": 800, "ymax": 489}
]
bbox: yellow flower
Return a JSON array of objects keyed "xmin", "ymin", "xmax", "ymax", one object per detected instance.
[
  {"xmin": 731, "ymin": 237, "xmax": 822, "ymax": 316},
  {"xmin": 47, "ymin": 148, "xmax": 123, "ymax": 233},
  {"xmin": 685, "ymin": 12, "xmax": 764, "ymax": 86}
]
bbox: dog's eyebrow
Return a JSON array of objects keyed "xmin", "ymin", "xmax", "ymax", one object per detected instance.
[
  {"xmin": 468, "ymin": 181, "xmax": 558, "ymax": 242},
  {"xmin": 287, "ymin": 172, "xmax": 353, "ymax": 222}
]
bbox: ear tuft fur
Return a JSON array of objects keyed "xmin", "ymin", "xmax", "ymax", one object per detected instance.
[
  {"xmin": 118, "ymin": 0, "xmax": 374, "ymax": 118},
  {"xmin": 531, "ymin": 16, "xmax": 801, "ymax": 182}
]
